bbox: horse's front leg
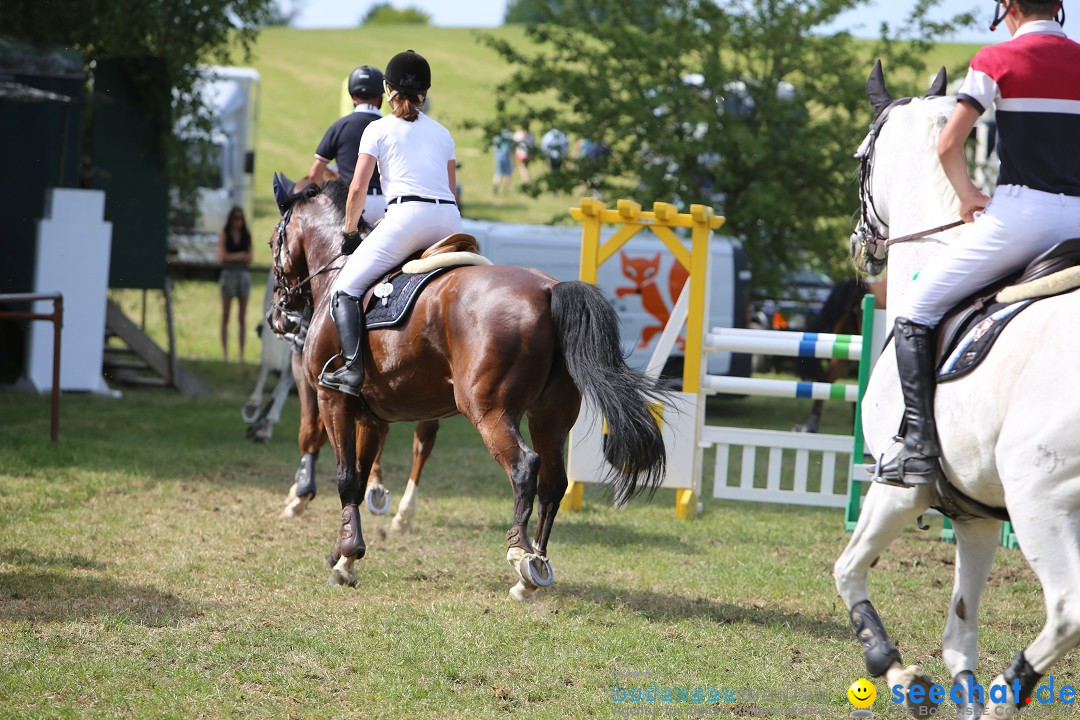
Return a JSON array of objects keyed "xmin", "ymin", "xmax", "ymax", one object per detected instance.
[
  {"xmin": 282, "ymin": 351, "xmax": 326, "ymax": 517},
  {"xmin": 834, "ymin": 482, "xmax": 936, "ymax": 716},
  {"xmin": 942, "ymin": 518, "xmax": 999, "ymax": 719},
  {"xmin": 242, "ymin": 365, "xmax": 271, "ymax": 424},
  {"xmin": 391, "ymin": 420, "xmax": 439, "ymax": 533}
]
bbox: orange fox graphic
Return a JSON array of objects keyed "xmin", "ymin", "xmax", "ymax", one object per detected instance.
[{"xmin": 615, "ymin": 252, "xmax": 689, "ymax": 349}]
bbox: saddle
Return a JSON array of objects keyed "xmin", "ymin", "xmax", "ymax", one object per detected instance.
[
  {"xmin": 933, "ymin": 238, "xmax": 1080, "ymax": 382},
  {"xmin": 901, "ymin": 239, "xmax": 1080, "ymax": 523},
  {"xmin": 360, "ymin": 233, "xmax": 492, "ymax": 330}
]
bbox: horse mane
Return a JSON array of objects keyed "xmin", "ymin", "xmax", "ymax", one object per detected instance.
[
  {"xmin": 280, "ymin": 179, "xmax": 349, "ymax": 219},
  {"xmin": 900, "ymin": 96, "xmax": 961, "ymax": 216}
]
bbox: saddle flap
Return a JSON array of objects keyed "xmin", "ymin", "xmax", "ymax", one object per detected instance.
[{"xmin": 420, "ymin": 233, "xmax": 478, "ymax": 259}]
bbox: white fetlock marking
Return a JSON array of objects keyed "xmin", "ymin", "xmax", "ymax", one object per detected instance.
[
  {"xmin": 507, "ymin": 547, "xmax": 526, "ymax": 568},
  {"xmin": 986, "ymin": 674, "xmax": 1018, "ymax": 718},
  {"xmin": 281, "ymin": 483, "xmax": 309, "ymax": 518},
  {"xmin": 390, "ymin": 515, "xmax": 411, "ymax": 533},
  {"xmin": 508, "ymin": 581, "xmax": 539, "ymax": 603},
  {"xmin": 395, "ymin": 479, "xmax": 417, "ymax": 520}
]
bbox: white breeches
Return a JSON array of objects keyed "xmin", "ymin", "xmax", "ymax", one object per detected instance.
[
  {"xmin": 331, "ymin": 202, "xmax": 461, "ymax": 298},
  {"xmin": 900, "ymin": 185, "xmax": 1080, "ymax": 327},
  {"xmin": 363, "ymin": 193, "xmax": 387, "ymax": 224}
]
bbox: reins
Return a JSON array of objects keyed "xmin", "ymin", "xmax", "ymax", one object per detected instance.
[
  {"xmin": 271, "ymin": 205, "xmax": 345, "ymax": 308},
  {"xmin": 886, "ymin": 219, "xmax": 964, "ymax": 246}
]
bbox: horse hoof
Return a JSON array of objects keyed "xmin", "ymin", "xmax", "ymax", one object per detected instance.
[
  {"xmin": 281, "ymin": 484, "xmax": 309, "ymax": 518},
  {"xmin": 328, "ymin": 556, "xmax": 358, "ymax": 587},
  {"xmin": 390, "ymin": 515, "xmax": 411, "ymax": 534},
  {"xmin": 366, "ymin": 485, "xmax": 391, "ymax": 515},
  {"xmin": 508, "ymin": 581, "xmax": 539, "ymax": 603},
  {"xmin": 897, "ymin": 666, "xmax": 937, "ymax": 718},
  {"xmin": 517, "ymin": 554, "xmax": 554, "ymax": 589},
  {"xmin": 241, "ymin": 402, "xmax": 259, "ymax": 424}
]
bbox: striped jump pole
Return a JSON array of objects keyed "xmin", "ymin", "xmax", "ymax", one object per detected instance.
[
  {"xmin": 703, "ymin": 374, "xmax": 860, "ymax": 402},
  {"xmin": 705, "ymin": 329, "xmax": 863, "ymax": 362}
]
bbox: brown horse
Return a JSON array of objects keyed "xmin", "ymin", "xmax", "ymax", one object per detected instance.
[{"xmin": 267, "ymin": 181, "xmax": 667, "ymax": 600}]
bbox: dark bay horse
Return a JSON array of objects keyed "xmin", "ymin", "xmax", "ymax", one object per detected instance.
[
  {"xmin": 267, "ymin": 181, "xmax": 667, "ymax": 600},
  {"xmin": 793, "ymin": 278, "xmax": 884, "ymax": 433}
]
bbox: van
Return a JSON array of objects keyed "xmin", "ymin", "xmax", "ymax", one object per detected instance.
[{"xmin": 461, "ymin": 219, "xmax": 751, "ymax": 380}]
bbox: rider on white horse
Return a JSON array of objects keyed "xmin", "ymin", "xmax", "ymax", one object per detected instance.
[{"xmin": 878, "ymin": 0, "xmax": 1080, "ymax": 487}]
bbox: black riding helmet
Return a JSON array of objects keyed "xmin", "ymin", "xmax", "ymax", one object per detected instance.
[
  {"xmin": 384, "ymin": 50, "xmax": 431, "ymax": 95},
  {"xmin": 348, "ymin": 65, "xmax": 384, "ymax": 98}
]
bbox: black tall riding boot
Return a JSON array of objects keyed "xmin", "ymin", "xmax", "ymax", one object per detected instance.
[
  {"xmin": 319, "ymin": 291, "xmax": 366, "ymax": 396},
  {"xmin": 875, "ymin": 318, "xmax": 946, "ymax": 487}
]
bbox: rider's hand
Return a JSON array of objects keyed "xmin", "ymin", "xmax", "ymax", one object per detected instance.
[
  {"xmin": 958, "ymin": 187, "xmax": 990, "ymax": 223},
  {"xmin": 341, "ymin": 229, "xmax": 361, "ymax": 255}
]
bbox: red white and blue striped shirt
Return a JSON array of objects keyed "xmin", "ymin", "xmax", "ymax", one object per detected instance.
[{"xmin": 957, "ymin": 20, "xmax": 1080, "ymax": 196}]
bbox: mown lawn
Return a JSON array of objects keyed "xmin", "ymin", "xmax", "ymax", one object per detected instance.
[{"xmin": 0, "ymin": 362, "xmax": 1060, "ymax": 719}]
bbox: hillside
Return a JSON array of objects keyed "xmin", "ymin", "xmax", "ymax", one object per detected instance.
[{"xmin": 244, "ymin": 25, "xmax": 982, "ymax": 263}]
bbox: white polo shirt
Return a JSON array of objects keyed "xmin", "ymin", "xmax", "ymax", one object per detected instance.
[{"xmin": 357, "ymin": 112, "xmax": 457, "ymax": 202}]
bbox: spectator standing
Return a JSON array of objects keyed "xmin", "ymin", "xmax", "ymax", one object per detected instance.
[
  {"xmin": 218, "ymin": 206, "xmax": 253, "ymax": 362},
  {"xmin": 512, "ymin": 128, "xmax": 534, "ymax": 183},
  {"xmin": 540, "ymin": 128, "xmax": 569, "ymax": 172},
  {"xmin": 492, "ymin": 129, "xmax": 513, "ymax": 194}
]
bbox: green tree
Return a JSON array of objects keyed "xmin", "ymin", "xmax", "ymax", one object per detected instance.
[
  {"xmin": 480, "ymin": 0, "xmax": 977, "ymax": 291},
  {"xmin": 4, "ymin": 0, "xmax": 278, "ymax": 215},
  {"xmin": 360, "ymin": 3, "xmax": 432, "ymax": 25},
  {"xmin": 266, "ymin": 0, "xmax": 305, "ymax": 26},
  {"xmin": 505, "ymin": 0, "xmax": 558, "ymax": 24}
]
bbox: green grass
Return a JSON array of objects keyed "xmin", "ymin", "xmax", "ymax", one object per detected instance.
[{"xmin": 0, "ymin": 365, "xmax": 1063, "ymax": 719}]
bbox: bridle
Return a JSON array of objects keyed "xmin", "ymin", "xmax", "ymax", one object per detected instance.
[
  {"xmin": 269, "ymin": 204, "xmax": 345, "ymax": 326},
  {"xmin": 851, "ymin": 98, "xmax": 964, "ymax": 274}
]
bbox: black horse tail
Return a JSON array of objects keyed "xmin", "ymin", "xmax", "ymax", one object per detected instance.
[{"xmin": 550, "ymin": 281, "xmax": 668, "ymax": 504}]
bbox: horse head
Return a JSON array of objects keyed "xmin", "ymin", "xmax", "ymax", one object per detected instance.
[
  {"xmin": 851, "ymin": 61, "xmax": 955, "ymax": 277},
  {"xmin": 266, "ymin": 178, "xmax": 349, "ymax": 336}
]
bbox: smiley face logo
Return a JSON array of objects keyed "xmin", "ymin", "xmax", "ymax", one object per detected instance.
[{"xmin": 848, "ymin": 678, "xmax": 877, "ymax": 708}]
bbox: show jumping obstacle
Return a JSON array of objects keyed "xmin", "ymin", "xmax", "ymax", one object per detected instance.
[{"xmin": 564, "ymin": 198, "xmax": 884, "ymax": 522}]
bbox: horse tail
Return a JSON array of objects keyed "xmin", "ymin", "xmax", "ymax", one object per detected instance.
[{"xmin": 549, "ymin": 281, "xmax": 667, "ymax": 504}]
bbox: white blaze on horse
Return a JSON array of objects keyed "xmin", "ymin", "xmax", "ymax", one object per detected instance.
[{"xmin": 835, "ymin": 62, "xmax": 1080, "ymax": 718}]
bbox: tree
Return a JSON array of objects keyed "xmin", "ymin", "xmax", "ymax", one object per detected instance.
[
  {"xmin": 505, "ymin": 0, "xmax": 558, "ymax": 24},
  {"xmin": 360, "ymin": 3, "xmax": 432, "ymax": 25},
  {"xmin": 266, "ymin": 0, "xmax": 306, "ymax": 26},
  {"xmin": 479, "ymin": 0, "xmax": 977, "ymax": 292},
  {"xmin": 4, "ymin": 0, "xmax": 279, "ymax": 215}
]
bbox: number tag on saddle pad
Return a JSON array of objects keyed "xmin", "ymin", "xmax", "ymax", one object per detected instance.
[{"xmin": 373, "ymin": 282, "xmax": 395, "ymax": 306}]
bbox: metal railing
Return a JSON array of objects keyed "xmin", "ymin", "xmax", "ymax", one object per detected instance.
[{"xmin": 0, "ymin": 293, "xmax": 63, "ymax": 443}]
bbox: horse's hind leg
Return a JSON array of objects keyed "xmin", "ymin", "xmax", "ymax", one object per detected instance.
[
  {"xmin": 392, "ymin": 420, "xmax": 439, "ymax": 534},
  {"xmin": 834, "ymin": 482, "xmax": 937, "ymax": 714},
  {"xmin": 465, "ymin": 408, "xmax": 541, "ymax": 601},
  {"xmin": 364, "ymin": 423, "xmax": 392, "ymax": 516},
  {"xmin": 984, "ymin": 493, "xmax": 1080, "ymax": 717},
  {"xmin": 942, "ymin": 518, "xmax": 999, "ymax": 719}
]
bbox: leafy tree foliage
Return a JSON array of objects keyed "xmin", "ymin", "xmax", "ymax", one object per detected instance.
[
  {"xmin": 4, "ymin": 0, "xmax": 278, "ymax": 215},
  {"xmin": 480, "ymin": 0, "xmax": 977, "ymax": 290},
  {"xmin": 266, "ymin": 0, "xmax": 305, "ymax": 26},
  {"xmin": 361, "ymin": 3, "xmax": 432, "ymax": 25}
]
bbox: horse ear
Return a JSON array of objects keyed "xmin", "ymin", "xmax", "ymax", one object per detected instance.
[
  {"xmin": 867, "ymin": 60, "xmax": 894, "ymax": 118},
  {"xmin": 924, "ymin": 66, "xmax": 948, "ymax": 97},
  {"xmin": 272, "ymin": 172, "xmax": 295, "ymax": 214}
]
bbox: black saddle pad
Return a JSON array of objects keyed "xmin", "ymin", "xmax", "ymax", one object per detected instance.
[{"xmin": 364, "ymin": 266, "xmax": 455, "ymax": 330}]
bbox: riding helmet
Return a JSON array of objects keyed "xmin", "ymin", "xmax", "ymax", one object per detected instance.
[
  {"xmin": 348, "ymin": 65, "xmax": 384, "ymax": 98},
  {"xmin": 384, "ymin": 50, "xmax": 431, "ymax": 94}
]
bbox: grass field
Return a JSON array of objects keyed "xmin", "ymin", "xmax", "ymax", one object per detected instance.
[{"xmin": 0, "ymin": 363, "xmax": 1064, "ymax": 719}]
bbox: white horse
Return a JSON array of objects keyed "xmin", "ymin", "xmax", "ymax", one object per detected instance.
[
  {"xmin": 242, "ymin": 271, "xmax": 297, "ymax": 443},
  {"xmin": 834, "ymin": 63, "xmax": 1080, "ymax": 718}
]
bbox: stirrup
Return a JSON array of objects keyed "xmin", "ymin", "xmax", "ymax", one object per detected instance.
[
  {"xmin": 872, "ymin": 437, "xmax": 940, "ymax": 488},
  {"xmin": 318, "ymin": 354, "xmax": 363, "ymax": 396}
]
